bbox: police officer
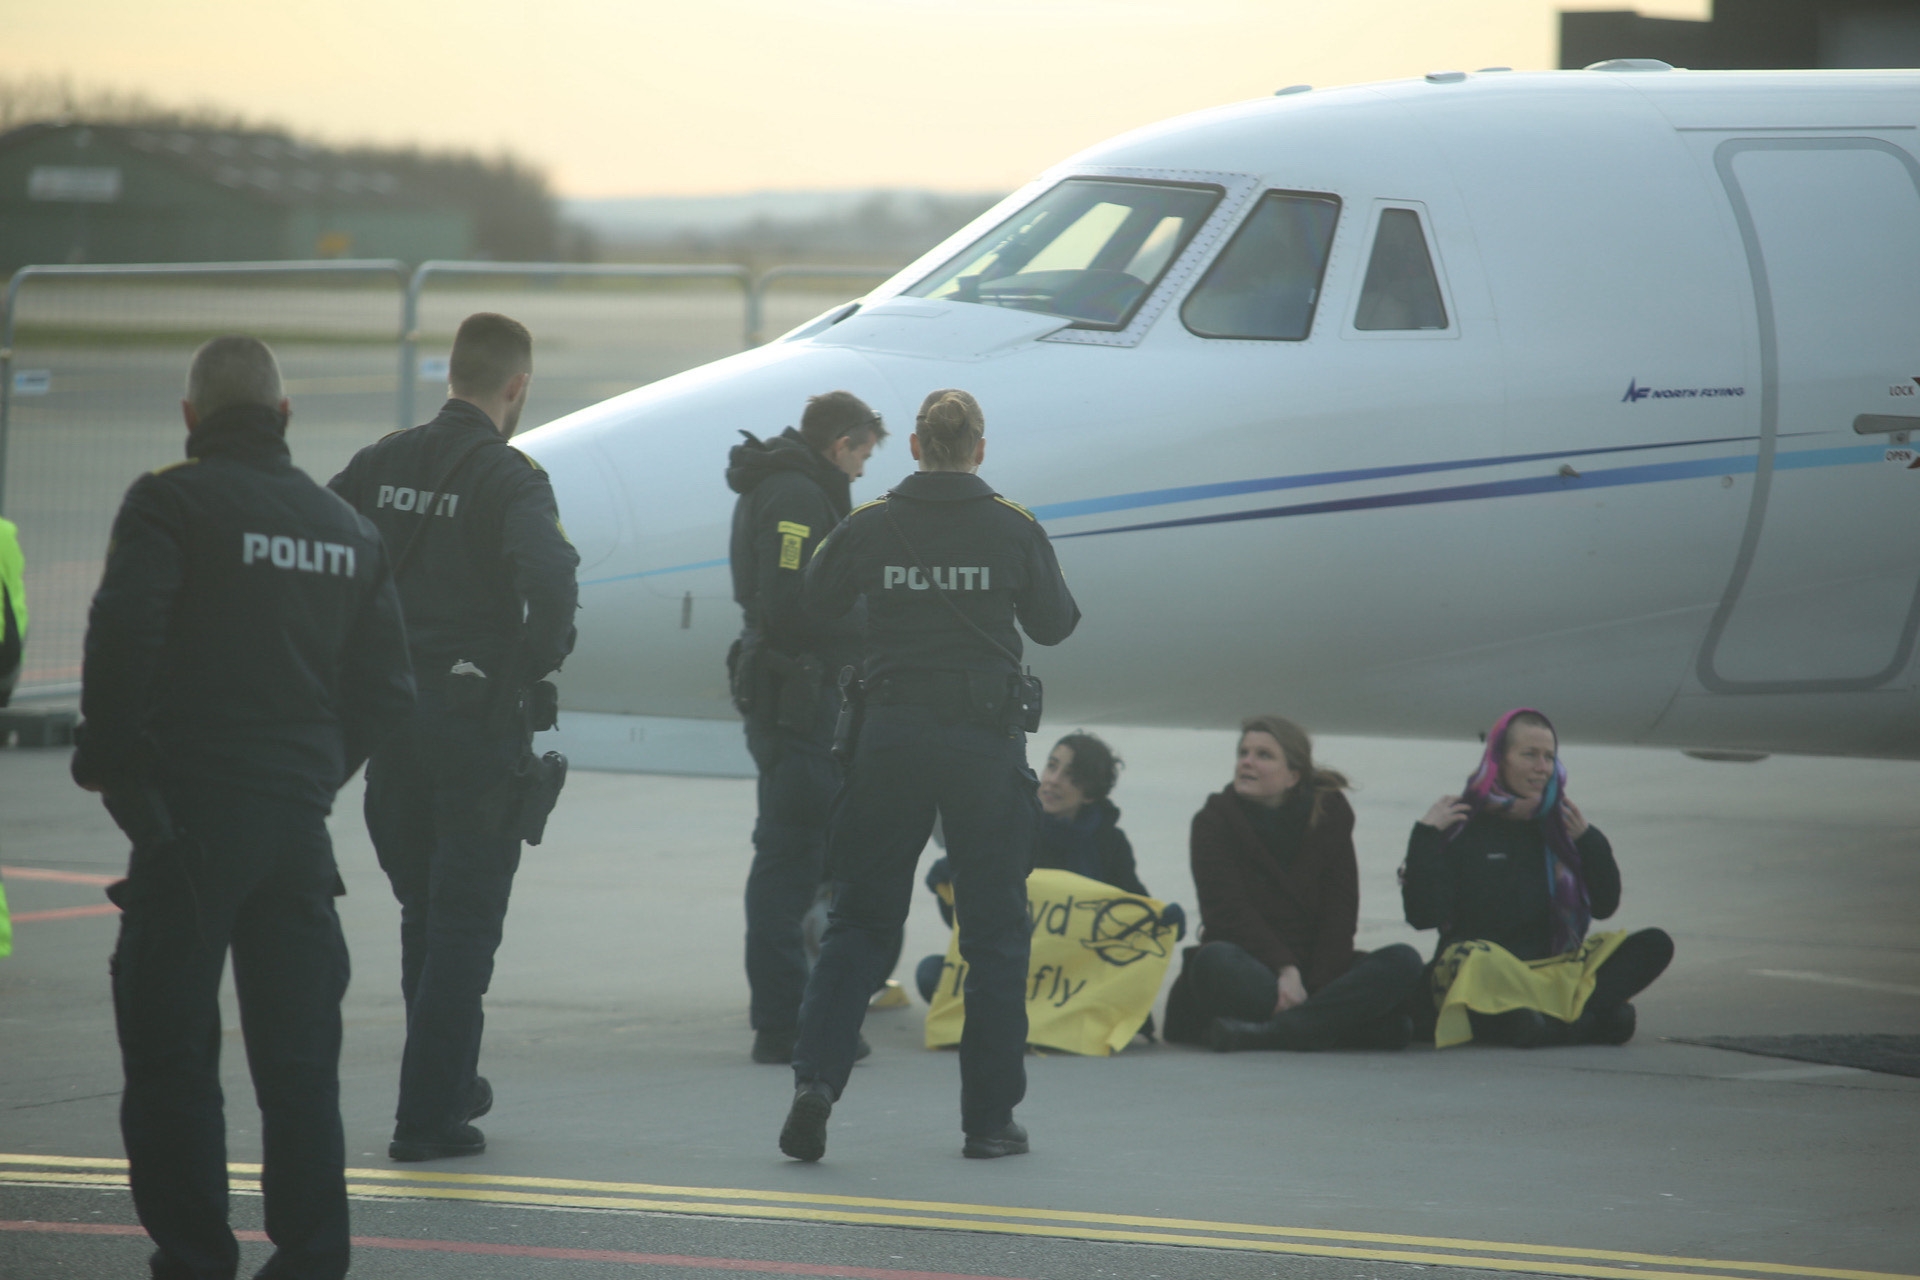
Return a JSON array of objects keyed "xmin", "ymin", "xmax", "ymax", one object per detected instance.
[
  {"xmin": 726, "ymin": 390, "xmax": 887, "ymax": 1063},
  {"xmin": 329, "ymin": 312, "xmax": 579, "ymax": 1161},
  {"xmin": 779, "ymin": 388, "xmax": 1080, "ymax": 1162},
  {"xmin": 73, "ymin": 335, "xmax": 414, "ymax": 1280}
]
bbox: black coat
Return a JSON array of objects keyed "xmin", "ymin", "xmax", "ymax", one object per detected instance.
[
  {"xmin": 1401, "ymin": 812, "xmax": 1620, "ymax": 961},
  {"xmin": 1191, "ymin": 786, "xmax": 1359, "ymax": 992},
  {"xmin": 925, "ymin": 797, "xmax": 1148, "ymax": 925},
  {"xmin": 329, "ymin": 399, "xmax": 579, "ymax": 685},
  {"xmin": 75, "ymin": 405, "xmax": 415, "ymax": 808},
  {"xmin": 803, "ymin": 470, "xmax": 1079, "ymax": 683},
  {"xmin": 726, "ymin": 428, "xmax": 861, "ymax": 670}
]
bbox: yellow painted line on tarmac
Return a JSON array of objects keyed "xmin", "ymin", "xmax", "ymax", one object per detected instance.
[{"xmin": 3, "ymin": 1153, "xmax": 1913, "ymax": 1280}]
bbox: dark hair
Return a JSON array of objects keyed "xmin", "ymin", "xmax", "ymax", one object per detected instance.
[
  {"xmin": 1053, "ymin": 731, "xmax": 1122, "ymax": 802},
  {"xmin": 449, "ymin": 312, "xmax": 533, "ymax": 397},
  {"xmin": 1239, "ymin": 714, "xmax": 1350, "ymax": 828},
  {"xmin": 915, "ymin": 388, "xmax": 983, "ymax": 469},
  {"xmin": 799, "ymin": 390, "xmax": 886, "ymax": 453}
]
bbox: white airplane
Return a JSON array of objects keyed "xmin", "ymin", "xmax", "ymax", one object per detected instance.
[{"xmin": 518, "ymin": 64, "xmax": 1920, "ymax": 771}]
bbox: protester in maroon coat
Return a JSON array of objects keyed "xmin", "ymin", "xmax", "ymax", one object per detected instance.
[{"xmin": 1165, "ymin": 715, "xmax": 1423, "ymax": 1051}]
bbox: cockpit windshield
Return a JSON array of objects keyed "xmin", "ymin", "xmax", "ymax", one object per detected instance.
[{"xmin": 906, "ymin": 179, "xmax": 1222, "ymax": 329}]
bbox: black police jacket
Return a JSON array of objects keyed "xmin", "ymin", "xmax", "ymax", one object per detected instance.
[
  {"xmin": 726, "ymin": 428, "xmax": 863, "ymax": 670},
  {"xmin": 329, "ymin": 399, "xmax": 579, "ymax": 686},
  {"xmin": 803, "ymin": 470, "xmax": 1080, "ymax": 682},
  {"xmin": 73, "ymin": 404, "xmax": 415, "ymax": 809}
]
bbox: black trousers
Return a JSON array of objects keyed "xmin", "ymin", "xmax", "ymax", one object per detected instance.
[
  {"xmin": 110, "ymin": 782, "xmax": 350, "ymax": 1280},
  {"xmin": 744, "ymin": 707, "xmax": 840, "ymax": 1033},
  {"xmin": 364, "ymin": 684, "xmax": 522, "ymax": 1136},
  {"xmin": 1465, "ymin": 927, "xmax": 1675, "ymax": 1043},
  {"xmin": 794, "ymin": 704, "xmax": 1038, "ymax": 1135},
  {"xmin": 1166, "ymin": 941, "xmax": 1426, "ymax": 1047}
]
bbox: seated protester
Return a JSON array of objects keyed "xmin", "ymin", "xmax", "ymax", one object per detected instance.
[
  {"xmin": 1402, "ymin": 707, "xmax": 1674, "ymax": 1048},
  {"xmin": 1165, "ymin": 716, "xmax": 1424, "ymax": 1052},
  {"xmin": 915, "ymin": 732, "xmax": 1183, "ymax": 1002}
]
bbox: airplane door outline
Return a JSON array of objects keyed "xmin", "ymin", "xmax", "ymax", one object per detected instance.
[{"xmin": 1695, "ymin": 136, "xmax": 1920, "ymax": 695}]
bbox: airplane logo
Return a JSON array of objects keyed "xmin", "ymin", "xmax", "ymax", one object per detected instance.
[{"xmin": 1622, "ymin": 378, "xmax": 1651, "ymax": 403}]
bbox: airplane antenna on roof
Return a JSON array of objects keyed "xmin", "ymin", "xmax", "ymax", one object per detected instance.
[{"xmin": 1274, "ymin": 84, "xmax": 1312, "ymax": 96}]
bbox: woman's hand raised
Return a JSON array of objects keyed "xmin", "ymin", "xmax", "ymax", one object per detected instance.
[
  {"xmin": 1419, "ymin": 796, "xmax": 1470, "ymax": 830},
  {"xmin": 1563, "ymin": 797, "xmax": 1590, "ymax": 840}
]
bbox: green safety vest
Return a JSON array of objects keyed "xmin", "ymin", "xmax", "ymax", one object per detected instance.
[{"xmin": 0, "ymin": 516, "xmax": 24, "ymax": 644}]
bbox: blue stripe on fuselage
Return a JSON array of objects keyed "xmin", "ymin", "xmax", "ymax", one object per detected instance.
[
  {"xmin": 1050, "ymin": 442, "xmax": 1885, "ymax": 541},
  {"xmin": 578, "ymin": 437, "xmax": 1880, "ymax": 584},
  {"xmin": 1025, "ymin": 434, "xmax": 1759, "ymax": 521}
]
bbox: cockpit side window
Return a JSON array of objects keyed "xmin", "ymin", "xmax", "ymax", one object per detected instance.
[
  {"xmin": 1354, "ymin": 208, "xmax": 1448, "ymax": 331},
  {"xmin": 905, "ymin": 178, "xmax": 1222, "ymax": 330},
  {"xmin": 1181, "ymin": 192, "xmax": 1340, "ymax": 341}
]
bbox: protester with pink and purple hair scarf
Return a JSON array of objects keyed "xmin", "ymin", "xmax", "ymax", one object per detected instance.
[{"xmin": 1400, "ymin": 709, "xmax": 1673, "ymax": 1047}]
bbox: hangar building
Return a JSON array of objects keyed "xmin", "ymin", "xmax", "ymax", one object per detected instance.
[
  {"xmin": 1562, "ymin": 0, "xmax": 1920, "ymax": 70},
  {"xmin": 0, "ymin": 123, "xmax": 474, "ymax": 274}
]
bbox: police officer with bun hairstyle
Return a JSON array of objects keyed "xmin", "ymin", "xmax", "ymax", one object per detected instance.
[
  {"xmin": 74, "ymin": 335, "xmax": 414, "ymax": 1280},
  {"xmin": 329, "ymin": 312, "xmax": 579, "ymax": 1162},
  {"xmin": 726, "ymin": 391, "xmax": 888, "ymax": 1064},
  {"xmin": 779, "ymin": 388, "xmax": 1080, "ymax": 1163}
]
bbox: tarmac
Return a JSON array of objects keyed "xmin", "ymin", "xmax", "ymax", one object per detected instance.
[{"xmin": 1, "ymin": 724, "xmax": 1916, "ymax": 1279}]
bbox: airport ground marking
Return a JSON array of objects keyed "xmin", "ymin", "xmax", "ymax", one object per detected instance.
[
  {"xmin": 4, "ymin": 1155, "xmax": 1916, "ymax": 1280},
  {"xmin": 9, "ymin": 903, "xmax": 119, "ymax": 923},
  {"xmin": 1751, "ymin": 970, "xmax": 1920, "ymax": 998},
  {"xmin": 0, "ymin": 866, "xmax": 119, "ymax": 886},
  {"xmin": 0, "ymin": 1222, "xmax": 1027, "ymax": 1278}
]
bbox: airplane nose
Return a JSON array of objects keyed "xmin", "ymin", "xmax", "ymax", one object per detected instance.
[{"xmin": 510, "ymin": 340, "xmax": 903, "ymax": 720}]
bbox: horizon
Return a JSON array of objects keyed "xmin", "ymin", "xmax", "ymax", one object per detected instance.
[{"xmin": 1, "ymin": 1, "xmax": 1712, "ymax": 200}]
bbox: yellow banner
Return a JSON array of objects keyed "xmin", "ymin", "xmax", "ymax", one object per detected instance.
[
  {"xmin": 1431, "ymin": 930, "xmax": 1630, "ymax": 1048},
  {"xmin": 924, "ymin": 868, "xmax": 1178, "ymax": 1057}
]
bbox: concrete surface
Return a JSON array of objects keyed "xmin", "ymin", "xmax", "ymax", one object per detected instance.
[{"xmin": 2, "ymin": 726, "xmax": 1916, "ymax": 1278}]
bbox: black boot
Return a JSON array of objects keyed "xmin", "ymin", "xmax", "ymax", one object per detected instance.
[
  {"xmin": 779, "ymin": 1080, "xmax": 834, "ymax": 1162},
  {"xmin": 1205, "ymin": 1012, "xmax": 1333, "ymax": 1052},
  {"xmin": 1577, "ymin": 1002, "xmax": 1637, "ymax": 1045},
  {"xmin": 1341, "ymin": 1013, "xmax": 1414, "ymax": 1051},
  {"xmin": 1472, "ymin": 1008, "xmax": 1556, "ymax": 1048}
]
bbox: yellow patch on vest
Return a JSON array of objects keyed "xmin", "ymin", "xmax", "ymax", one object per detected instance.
[
  {"xmin": 150, "ymin": 458, "xmax": 201, "ymax": 475},
  {"xmin": 777, "ymin": 520, "xmax": 810, "ymax": 570},
  {"xmin": 993, "ymin": 495, "xmax": 1036, "ymax": 520}
]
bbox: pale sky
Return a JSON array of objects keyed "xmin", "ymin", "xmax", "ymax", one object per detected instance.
[{"xmin": 3, "ymin": 0, "xmax": 1710, "ymax": 197}]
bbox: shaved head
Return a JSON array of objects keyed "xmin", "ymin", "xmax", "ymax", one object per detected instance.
[{"xmin": 186, "ymin": 336, "xmax": 284, "ymax": 419}]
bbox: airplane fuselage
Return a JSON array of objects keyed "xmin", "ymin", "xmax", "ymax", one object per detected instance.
[{"xmin": 519, "ymin": 68, "xmax": 1920, "ymax": 759}]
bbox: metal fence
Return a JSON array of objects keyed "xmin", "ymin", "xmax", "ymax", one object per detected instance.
[{"xmin": 0, "ymin": 258, "xmax": 896, "ymax": 696}]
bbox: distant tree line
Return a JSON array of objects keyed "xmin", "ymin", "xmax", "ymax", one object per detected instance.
[
  {"xmin": 0, "ymin": 76, "xmax": 567, "ymax": 260},
  {"xmin": 593, "ymin": 191, "xmax": 1006, "ymax": 270}
]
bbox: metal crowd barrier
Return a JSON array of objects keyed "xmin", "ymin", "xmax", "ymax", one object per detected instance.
[
  {"xmin": 0, "ymin": 257, "xmax": 901, "ymax": 696},
  {"xmin": 0, "ymin": 259, "xmax": 409, "ymax": 520}
]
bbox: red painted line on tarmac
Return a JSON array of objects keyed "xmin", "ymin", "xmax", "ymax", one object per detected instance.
[
  {"xmin": 10, "ymin": 904, "xmax": 120, "ymax": 923},
  {"xmin": 0, "ymin": 1221, "xmax": 1028, "ymax": 1279},
  {"xmin": 2, "ymin": 865, "xmax": 120, "ymax": 886}
]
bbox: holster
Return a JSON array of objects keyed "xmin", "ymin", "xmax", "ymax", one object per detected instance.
[
  {"xmin": 504, "ymin": 749, "xmax": 568, "ymax": 845},
  {"xmin": 736, "ymin": 635, "xmax": 826, "ymax": 734},
  {"xmin": 830, "ymin": 665, "xmax": 866, "ymax": 765},
  {"xmin": 726, "ymin": 635, "xmax": 757, "ymax": 717},
  {"xmin": 498, "ymin": 679, "xmax": 567, "ymax": 845}
]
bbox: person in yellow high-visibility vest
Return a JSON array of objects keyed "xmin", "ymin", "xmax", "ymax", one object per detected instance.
[
  {"xmin": 0, "ymin": 515, "xmax": 24, "ymax": 708},
  {"xmin": 0, "ymin": 513, "xmax": 18, "ymax": 958}
]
